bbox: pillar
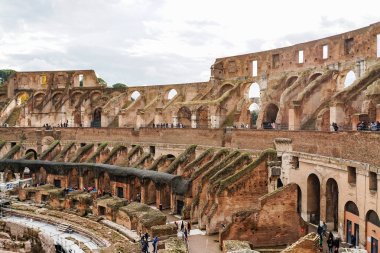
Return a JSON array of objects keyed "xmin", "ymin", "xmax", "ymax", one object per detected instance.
[
  {"xmin": 156, "ymin": 187, "xmax": 162, "ymax": 210},
  {"xmin": 172, "ymin": 115, "xmax": 178, "ymax": 127},
  {"xmin": 170, "ymin": 192, "xmax": 176, "ymax": 213},
  {"xmin": 191, "ymin": 112, "xmax": 197, "ymax": 128},
  {"xmin": 0, "ymin": 172, "xmax": 4, "ymax": 183},
  {"xmin": 125, "ymin": 180, "xmax": 132, "ymax": 201},
  {"xmin": 330, "ymin": 102, "xmax": 345, "ymax": 131},
  {"xmin": 376, "ymin": 104, "xmax": 380, "ymax": 122},
  {"xmin": 140, "ymin": 181, "xmax": 148, "ymax": 204},
  {"xmin": 94, "ymin": 177, "xmax": 99, "ymax": 191},
  {"xmin": 79, "ymin": 175, "xmax": 84, "ymax": 190},
  {"xmin": 288, "ymin": 104, "xmax": 301, "ymax": 130}
]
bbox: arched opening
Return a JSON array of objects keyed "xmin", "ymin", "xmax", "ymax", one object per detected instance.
[
  {"xmin": 307, "ymin": 173, "xmax": 320, "ymax": 225},
  {"xmin": 248, "ymin": 103, "xmax": 259, "ymax": 127},
  {"xmin": 296, "ymin": 185, "xmax": 302, "ymax": 214},
  {"xmin": 146, "ymin": 180, "xmax": 156, "ymax": 205},
  {"xmin": 263, "ymin": 103, "xmax": 279, "ymax": 128},
  {"xmin": 309, "ymin": 73, "xmax": 322, "ymax": 83},
  {"xmin": 68, "ymin": 168, "xmax": 79, "ymax": 189},
  {"xmin": 219, "ymin": 84, "xmax": 234, "ymax": 97},
  {"xmin": 344, "ymin": 71, "xmax": 356, "ymax": 88},
  {"xmin": 177, "ymin": 106, "xmax": 191, "ymax": 127},
  {"xmin": 16, "ymin": 92, "xmax": 30, "ymax": 105},
  {"xmin": 316, "ymin": 108, "xmax": 330, "ymax": 131},
  {"xmin": 22, "ymin": 167, "xmax": 31, "ymax": 179},
  {"xmin": 366, "ymin": 210, "xmax": 380, "ymax": 253},
  {"xmin": 92, "ymin": 107, "xmax": 102, "ymax": 128},
  {"xmin": 167, "ymin": 89, "xmax": 178, "ymax": 100},
  {"xmin": 131, "ymin": 91, "xmax": 141, "ymax": 101},
  {"xmin": 345, "ymin": 201, "xmax": 360, "ymax": 246},
  {"xmin": 286, "ymin": 76, "xmax": 298, "ymax": 86},
  {"xmin": 326, "ymin": 178, "xmax": 339, "ymax": 231},
  {"xmin": 5, "ymin": 170, "xmax": 15, "ymax": 182},
  {"xmin": 83, "ymin": 170, "xmax": 96, "ymax": 189},
  {"xmin": 196, "ymin": 106, "xmax": 209, "ymax": 128},
  {"xmin": 248, "ymin": 83, "xmax": 260, "ymax": 99},
  {"xmin": 276, "ymin": 178, "xmax": 283, "ymax": 188},
  {"xmin": 131, "ymin": 177, "xmax": 141, "ymax": 202},
  {"xmin": 25, "ymin": 149, "xmax": 38, "ymax": 160},
  {"xmin": 98, "ymin": 171, "xmax": 111, "ymax": 195}
]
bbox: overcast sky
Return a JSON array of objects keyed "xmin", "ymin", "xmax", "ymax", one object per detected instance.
[{"xmin": 0, "ymin": 0, "xmax": 379, "ymax": 86}]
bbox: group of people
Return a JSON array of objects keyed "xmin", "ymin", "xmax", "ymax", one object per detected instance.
[
  {"xmin": 152, "ymin": 123, "xmax": 185, "ymax": 128},
  {"xmin": 140, "ymin": 232, "xmax": 158, "ymax": 253},
  {"xmin": 317, "ymin": 222, "xmax": 340, "ymax": 253},
  {"xmin": 357, "ymin": 121, "xmax": 380, "ymax": 131},
  {"xmin": 175, "ymin": 220, "xmax": 191, "ymax": 245}
]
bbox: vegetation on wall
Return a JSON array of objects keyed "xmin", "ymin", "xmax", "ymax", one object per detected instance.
[
  {"xmin": 40, "ymin": 140, "xmax": 60, "ymax": 160},
  {"xmin": 86, "ymin": 142, "xmax": 108, "ymax": 163},
  {"xmin": 53, "ymin": 142, "xmax": 75, "ymax": 162},
  {"xmin": 165, "ymin": 145, "xmax": 197, "ymax": 174},
  {"xmin": 3, "ymin": 144, "xmax": 21, "ymax": 159},
  {"xmin": 112, "ymin": 83, "xmax": 127, "ymax": 88},
  {"xmin": 70, "ymin": 143, "xmax": 94, "ymax": 163},
  {"xmin": 0, "ymin": 69, "xmax": 16, "ymax": 85}
]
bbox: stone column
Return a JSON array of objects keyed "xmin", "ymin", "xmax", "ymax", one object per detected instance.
[
  {"xmin": 0, "ymin": 172, "xmax": 4, "ymax": 183},
  {"xmin": 191, "ymin": 112, "xmax": 197, "ymax": 128},
  {"xmin": 94, "ymin": 177, "xmax": 99, "ymax": 191},
  {"xmin": 170, "ymin": 192, "xmax": 176, "ymax": 214},
  {"xmin": 376, "ymin": 104, "xmax": 380, "ymax": 122},
  {"xmin": 140, "ymin": 181, "xmax": 148, "ymax": 204},
  {"xmin": 156, "ymin": 187, "xmax": 162, "ymax": 210},
  {"xmin": 125, "ymin": 180, "xmax": 132, "ymax": 201},
  {"xmin": 79, "ymin": 175, "xmax": 84, "ymax": 190},
  {"xmin": 330, "ymin": 102, "xmax": 345, "ymax": 131},
  {"xmin": 288, "ymin": 103, "xmax": 301, "ymax": 130},
  {"xmin": 172, "ymin": 116, "xmax": 178, "ymax": 128}
]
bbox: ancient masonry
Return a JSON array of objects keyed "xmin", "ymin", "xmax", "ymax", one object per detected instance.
[{"xmin": 0, "ymin": 23, "xmax": 379, "ymax": 252}]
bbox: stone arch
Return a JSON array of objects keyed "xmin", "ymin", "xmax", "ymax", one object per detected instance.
[
  {"xmin": 70, "ymin": 91, "xmax": 84, "ymax": 107},
  {"xmin": 286, "ymin": 76, "xmax": 298, "ymax": 86},
  {"xmin": 316, "ymin": 108, "xmax": 330, "ymax": 131},
  {"xmin": 366, "ymin": 210, "xmax": 380, "ymax": 252},
  {"xmin": 16, "ymin": 92, "xmax": 30, "ymax": 105},
  {"xmin": 25, "ymin": 149, "xmax": 38, "ymax": 160},
  {"xmin": 343, "ymin": 70, "xmax": 356, "ymax": 88},
  {"xmin": 247, "ymin": 83, "xmax": 260, "ymax": 99},
  {"xmin": 145, "ymin": 179, "xmax": 157, "ymax": 205},
  {"xmin": 308, "ymin": 72, "xmax": 322, "ymax": 83},
  {"xmin": 196, "ymin": 106, "xmax": 209, "ymax": 128},
  {"xmin": 98, "ymin": 171, "xmax": 111, "ymax": 194},
  {"xmin": 345, "ymin": 201, "xmax": 360, "ymax": 247},
  {"xmin": 263, "ymin": 103, "xmax": 279, "ymax": 125},
  {"xmin": 33, "ymin": 92, "xmax": 46, "ymax": 107},
  {"xmin": 83, "ymin": 170, "xmax": 96, "ymax": 188},
  {"xmin": 131, "ymin": 91, "xmax": 141, "ymax": 101},
  {"xmin": 131, "ymin": 176, "xmax": 142, "ymax": 201},
  {"xmin": 248, "ymin": 103, "xmax": 260, "ymax": 127},
  {"xmin": 296, "ymin": 184, "xmax": 302, "ymax": 215},
  {"xmin": 90, "ymin": 90, "xmax": 102, "ymax": 102},
  {"xmin": 219, "ymin": 83, "xmax": 234, "ymax": 97},
  {"xmin": 177, "ymin": 106, "xmax": 191, "ymax": 127},
  {"xmin": 92, "ymin": 107, "xmax": 102, "ymax": 128},
  {"xmin": 326, "ymin": 178, "xmax": 339, "ymax": 231},
  {"xmin": 51, "ymin": 92, "xmax": 63, "ymax": 105},
  {"xmin": 166, "ymin": 89, "xmax": 178, "ymax": 100},
  {"xmin": 307, "ymin": 173, "xmax": 320, "ymax": 225},
  {"xmin": 68, "ymin": 168, "xmax": 79, "ymax": 189}
]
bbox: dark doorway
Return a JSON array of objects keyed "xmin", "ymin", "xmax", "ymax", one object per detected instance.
[
  {"xmin": 277, "ymin": 178, "xmax": 283, "ymax": 188},
  {"xmin": 307, "ymin": 174, "xmax": 320, "ymax": 225},
  {"xmin": 117, "ymin": 187, "xmax": 124, "ymax": 198},
  {"xmin": 54, "ymin": 179, "xmax": 61, "ymax": 188},
  {"xmin": 177, "ymin": 200, "xmax": 184, "ymax": 215},
  {"xmin": 371, "ymin": 237, "xmax": 378, "ymax": 253},
  {"xmin": 92, "ymin": 108, "xmax": 102, "ymax": 128},
  {"xmin": 98, "ymin": 206, "xmax": 106, "ymax": 216},
  {"xmin": 326, "ymin": 178, "xmax": 339, "ymax": 231}
]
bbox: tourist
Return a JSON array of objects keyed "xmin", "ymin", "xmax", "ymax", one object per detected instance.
[
  {"xmin": 332, "ymin": 122, "xmax": 338, "ymax": 131},
  {"xmin": 152, "ymin": 236, "xmax": 158, "ymax": 253},
  {"xmin": 187, "ymin": 221, "xmax": 191, "ymax": 234},
  {"xmin": 183, "ymin": 228, "xmax": 188, "ymax": 242},
  {"xmin": 327, "ymin": 232, "xmax": 334, "ymax": 253},
  {"xmin": 317, "ymin": 223, "xmax": 323, "ymax": 238},
  {"xmin": 350, "ymin": 234, "xmax": 356, "ymax": 248},
  {"xmin": 180, "ymin": 221, "xmax": 184, "ymax": 232},
  {"xmin": 322, "ymin": 221, "xmax": 327, "ymax": 237},
  {"xmin": 333, "ymin": 236, "xmax": 340, "ymax": 253},
  {"xmin": 144, "ymin": 232, "xmax": 149, "ymax": 241}
]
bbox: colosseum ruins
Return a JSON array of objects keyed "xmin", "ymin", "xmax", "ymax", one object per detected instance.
[{"xmin": 0, "ymin": 22, "xmax": 380, "ymax": 253}]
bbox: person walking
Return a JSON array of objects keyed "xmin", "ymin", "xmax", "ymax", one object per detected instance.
[
  {"xmin": 327, "ymin": 232, "xmax": 334, "ymax": 253},
  {"xmin": 180, "ymin": 220, "xmax": 184, "ymax": 232},
  {"xmin": 187, "ymin": 221, "xmax": 191, "ymax": 235},
  {"xmin": 152, "ymin": 236, "xmax": 158, "ymax": 253},
  {"xmin": 333, "ymin": 236, "xmax": 340, "ymax": 253}
]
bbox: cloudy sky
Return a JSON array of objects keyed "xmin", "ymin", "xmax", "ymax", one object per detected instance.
[{"xmin": 0, "ymin": 0, "xmax": 379, "ymax": 86}]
